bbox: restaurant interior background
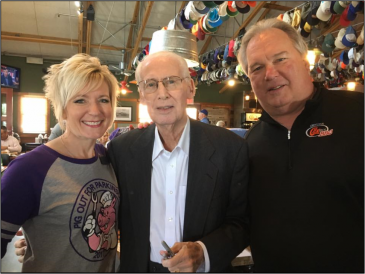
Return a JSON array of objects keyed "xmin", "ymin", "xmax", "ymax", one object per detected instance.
[{"xmin": 1, "ymin": 1, "xmax": 364, "ymax": 145}]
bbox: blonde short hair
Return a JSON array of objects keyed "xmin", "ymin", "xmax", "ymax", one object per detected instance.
[
  {"xmin": 135, "ymin": 51, "xmax": 190, "ymax": 85},
  {"xmin": 238, "ymin": 18, "xmax": 308, "ymax": 74},
  {"xmin": 43, "ymin": 53, "xmax": 119, "ymax": 130}
]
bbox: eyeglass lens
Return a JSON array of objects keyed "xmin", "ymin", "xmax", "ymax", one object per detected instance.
[{"xmin": 143, "ymin": 76, "xmax": 184, "ymax": 93}]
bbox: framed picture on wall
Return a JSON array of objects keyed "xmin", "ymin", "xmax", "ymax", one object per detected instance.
[{"xmin": 115, "ymin": 106, "xmax": 132, "ymax": 121}]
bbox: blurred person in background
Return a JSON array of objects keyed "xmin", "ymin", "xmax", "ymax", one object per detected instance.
[
  {"xmin": 1, "ymin": 126, "xmax": 22, "ymax": 153},
  {"xmin": 97, "ymin": 130, "xmax": 110, "ymax": 147},
  {"xmin": 198, "ymin": 109, "xmax": 210, "ymax": 124},
  {"xmin": 48, "ymin": 123, "xmax": 63, "ymax": 141},
  {"xmin": 216, "ymin": 120, "xmax": 226, "ymax": 128}
]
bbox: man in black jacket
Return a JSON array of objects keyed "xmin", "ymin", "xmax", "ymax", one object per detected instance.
[
  {"xmin": 238, "ymin": 18, "xmax": 364, "ymax": 272},
  {"xmin": 108, "ymin": 51, "xmax": 250, "ymax": 272}
]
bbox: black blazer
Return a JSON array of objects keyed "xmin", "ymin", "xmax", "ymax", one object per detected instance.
[{"xmin": 108, "ymin": 119, "xmax": 250, "ymax": 272}]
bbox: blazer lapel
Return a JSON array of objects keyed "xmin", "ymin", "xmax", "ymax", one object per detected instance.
[
  {"xmin": 125, "ymin": 125, "xmax": 155, "ymax": 256},
  {"xmin": 183, "ymin": 120, "xmax": 218, "ymax": 240}
]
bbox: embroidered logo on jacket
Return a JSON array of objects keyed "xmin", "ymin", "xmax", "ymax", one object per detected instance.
[{"xmin": 306, "ymin": 123, "xmax": 333, "ymax": 137}]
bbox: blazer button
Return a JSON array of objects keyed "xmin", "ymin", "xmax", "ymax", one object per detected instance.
[{"xmin": 129, "ymin": 190, "xmax": 134, "ymax": 195}]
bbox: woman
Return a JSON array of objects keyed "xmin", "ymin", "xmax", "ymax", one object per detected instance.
[{"xmin": 1, "ymin": 54, "xmax": 120, "ymax": 272}]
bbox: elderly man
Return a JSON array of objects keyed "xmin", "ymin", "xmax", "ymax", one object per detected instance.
[
  {"xmin": 238, "ymin": 18, "xmax": 364, "ymax": 272},
  {"xmin": 198, "ymin": 109, "xmax": 209, "ymax": 124},
  {"xmin": 107, "ymin": 51, "xmax": 249, "ymax": 272},
  {"xmin": 1, "ymin": 126, "xmax": 22, "ymax": 153}
]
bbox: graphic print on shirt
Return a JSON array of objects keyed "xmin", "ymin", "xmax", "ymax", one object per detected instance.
[
  {"xmin": 305, "ymin": 123, "xmax": 333, "ymax": 137},
  {"xmin": 69, "ymin": 179, "xmax": 119, "ymax": 262}
]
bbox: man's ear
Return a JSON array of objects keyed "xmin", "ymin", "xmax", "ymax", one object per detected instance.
[{"xmin": 187, "ymin": 78, "xmax": 196, "ymax": 99}]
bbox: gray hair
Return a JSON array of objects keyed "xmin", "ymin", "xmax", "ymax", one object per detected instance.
[
  {"xmin": 43, "ymin": 53, "xmax": 119, "ymax": 130},
  {"xmin": 216, "ymin": 120, "xmax": 226, "ymax": 127},
  {"xmin": 238, "ymin": 18, "xmax": 308, "ymax": 74},
  {"xmin": 135, "ymin": 51, "xmax": 190, "ymax": 86}
]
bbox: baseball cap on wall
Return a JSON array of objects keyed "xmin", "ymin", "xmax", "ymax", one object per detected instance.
[
  {"xmin": 316, "ymin": 1, "xmax": 332, "ymax": 21},
  {"xmin": 306, "ymin": 7, "xmax": 320, "ymax": 26},
  {"xmin": 334, "ymin": 28, "xmax": 347, "ymax": 49},
  {"xmin": 342, "ymin": 26, "xmax": 357, "ymax": 47},
  {"xmin": 322, "ymin": 34, "xmax": 335, "ymax": 54}
]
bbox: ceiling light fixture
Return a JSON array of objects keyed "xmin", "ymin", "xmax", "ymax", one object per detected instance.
[
  {"xmin": 346, "ymin": 81, "xmax": 356, "ymax": 91},
  {"xmin": 74, "ymin": 1, "xmax": 80, "ymax": 8},
  {"xmin": 120, "ymin": 81, "xmax": 132, "ymax": 95},
  {"xmin": 228, "ymin": 79, "xmax": 235, "ymax": 86},
  {"xmin": 307, "ymin": 35, "xmax": 321, "ymax": 71}
]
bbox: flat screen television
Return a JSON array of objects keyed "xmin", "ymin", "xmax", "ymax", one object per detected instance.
[{"xmin": 1, "ymin": 64, "xmax": 20, "ymax": 90}]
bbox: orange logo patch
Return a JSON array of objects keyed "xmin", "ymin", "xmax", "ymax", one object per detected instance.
[{"xmin": 306, "ymin": 123, "xmax": 333, "ymax": 137}]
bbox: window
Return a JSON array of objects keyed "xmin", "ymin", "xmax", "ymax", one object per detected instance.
[
  {"xmin": 19, "ymin": 95, "xmax": 49, "ymax": 134},
  {"xmin": 138, "ymin": 103, "xmax": 152, "ymax": 123},
  {"xmin": 186, "ymin": 107, "xmax": 197, "ymax": 120}
]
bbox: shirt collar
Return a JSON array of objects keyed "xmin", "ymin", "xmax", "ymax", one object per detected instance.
[{"xmin": 152, "ymin": 117, "xmax": 190, "ymax": 161}]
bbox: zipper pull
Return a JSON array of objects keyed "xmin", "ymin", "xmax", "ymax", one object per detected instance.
[{"xmin": 288, "ymin": 130, "xmax": 291, "ymax": 140}]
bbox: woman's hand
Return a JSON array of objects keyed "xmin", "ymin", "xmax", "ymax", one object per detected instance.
[{"xmin": 14, "ymin": 230, "xmax": 26, "ymax": 263}]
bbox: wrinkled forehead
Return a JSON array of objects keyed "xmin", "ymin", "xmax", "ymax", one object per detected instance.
[{"xmin": 140, "ymin": 55, "xmax": 185, "ymax": 79}]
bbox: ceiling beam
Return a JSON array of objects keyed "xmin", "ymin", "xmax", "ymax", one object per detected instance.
[
  {"xmin": 332, "ymin": 50, "xmax": 342, "ymax": 59},
  {"xmin": 258, "ymin": 1, "xmax": 277, "ymax": 22},
  {"xmin": 232, "ymin": 1, "xmax": 266, "ymax": 39},
  {"xmin": 199, "ymin": 35, "xmax": 214, "ymax": 55},
  {"xmin": 320, "ymin": 17, "xmax": 340, "ymax": 36},
  {"xmin": 179, "ymin": 1, "xmax": 188, "ymax": 13},
  {"xmin": 85, "ymin": 1, "xmax": 94, "ymax": 55},
  {"xmin": 125, "ymin": 1, "xmax": 141, "ymax": 63},
  {"xmin": 78, "ymin": 8, "xmax": 84, "ymax": 53},
  {"xmin": 263, "ymin": 3, "xmax": 291, "ymax": 11},
  {"xmin": 124, "ymin": 1, "xmax": 154, "ymax": 82},
  {"xmin": 1, "ymin": 32, "xmax": 139, "ymax": 51},
  {"xmin": 218, "ymin": 84, "xmax": 230, "ymax": 94}
]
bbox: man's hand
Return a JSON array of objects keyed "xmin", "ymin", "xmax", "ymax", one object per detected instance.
[
  {"xmin": 14, "ymin": 230, "xmax": 26, "ymax": 263},
  {"xmin": 160, "ymin": 242, "xmax": 204, "ymax": 273}
]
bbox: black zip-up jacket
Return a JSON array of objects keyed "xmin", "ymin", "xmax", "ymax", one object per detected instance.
[{"xmin": 245, "ymin": 87, "xmax": 364, "ymax": 272}]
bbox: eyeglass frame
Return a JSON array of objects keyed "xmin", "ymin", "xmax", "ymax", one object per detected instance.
[{"xmin": 137, "ymin": 76, "xmax": 190, "ymax": 94}]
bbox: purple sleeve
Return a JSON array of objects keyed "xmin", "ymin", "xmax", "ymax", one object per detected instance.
[{"xmin": 1, "ymin": 146, "xmax": 57, "ymax": 258}]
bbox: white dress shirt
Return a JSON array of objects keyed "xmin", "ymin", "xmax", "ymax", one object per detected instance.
[
  {"xmin": 149, "ymin": 118, "xmax": 210, "ymax": 272},
  {"xmin": 1, "ymin": 135, "xmax": 22, "ymax": 153}
]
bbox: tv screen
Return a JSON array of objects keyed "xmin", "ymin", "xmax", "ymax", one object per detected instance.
[{"xmin": 1, "ymin": 64, "xmax": 20, "ymax": 90}]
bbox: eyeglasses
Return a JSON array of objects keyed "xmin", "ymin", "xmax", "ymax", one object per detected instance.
[{"xmin": 138, "ymin": 76, "xmax": 189, "ymax": 94}]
